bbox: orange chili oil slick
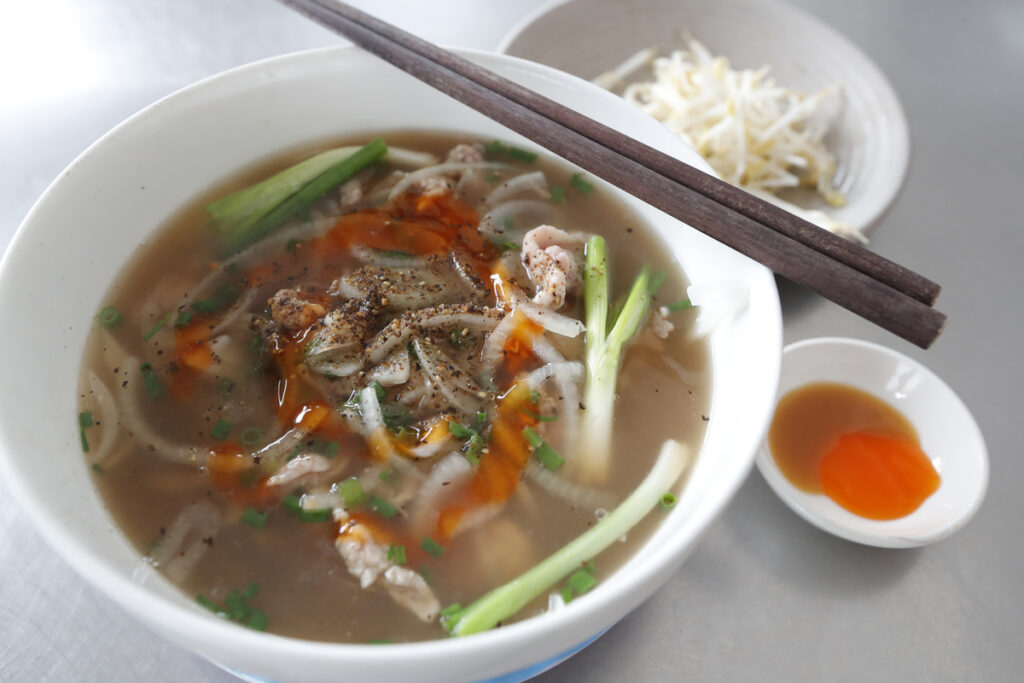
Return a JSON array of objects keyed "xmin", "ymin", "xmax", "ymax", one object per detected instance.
[{"xmin": 768, "ymin": 382, "xmax": 940, "ymax": 520}]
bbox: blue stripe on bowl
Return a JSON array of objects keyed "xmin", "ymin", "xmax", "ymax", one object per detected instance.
[{"xmin": 219, "ymin": 629, "xmax": 607, "ymax": 683}]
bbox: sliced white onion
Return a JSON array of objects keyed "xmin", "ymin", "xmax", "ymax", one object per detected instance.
[
  {"xmin": 152, "ymin": 500, "xmax": 221, "ymax": 583},
  {"xmin": 385, "ymin": 147, "xmax": 441, "ymax": 169},
  {"xmin": 367, "ymin": 347, "xmax": 411, "ymax": 386},
  {"xmin": 531, "ymin": 335, "xmax": 566, "ymax": 365},
  {"xmin": 484, "ymin": 171, "xmax": 549, "ymax": 207},
  {"xmin": 525, "ymin": 461, "xmax": 616, "ymax": 510},
  {"xmin": 517, "ymin": 301, "xmax": 585, "ymax": 337},
  {"xmin": 523, "ymin": 361, "xmax": 584, "ymax": 391},
  {"xmin": 407, "ymin": 433, "xmax": 455, "ymax": 459},
  {"xmin": 686, "ymin": 280, "xmax": 750, "ymax": 338},
  {"xmin": 479, "ymin": 199, "xmax": 552, "ymax": 237},
  {"xmin": 411, "ymin": 338, "xmax": 483, "ymax": 415},
  {"xmin": 478, "ymin": 312, "xmax": 517, "ymax": 378},
  {"xmin": 387, "ymin": 162, "xmax": 508, "ymax": 201},
  {"xmin": 410, "ymin": 452, "xmax": 474, "ymax": 535}
]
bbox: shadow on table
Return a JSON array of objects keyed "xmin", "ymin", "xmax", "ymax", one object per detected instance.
[{"xmin": 720, "ymin": 470, "xmax": 922, "ymax": 598}]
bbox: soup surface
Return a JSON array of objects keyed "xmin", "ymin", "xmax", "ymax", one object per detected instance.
[{"xmin": 77, "ymin": 133, "xmax": 710, "ymax": 642}]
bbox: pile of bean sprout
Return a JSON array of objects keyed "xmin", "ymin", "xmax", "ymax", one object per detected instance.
[{"xmin": 595, "ymin": 38, "xmax": 864, "ymax": 242}]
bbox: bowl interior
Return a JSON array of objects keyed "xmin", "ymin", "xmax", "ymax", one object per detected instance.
[
  {"xmin": 0, "ymin": 46, "xmax": 780, "ymax": 683},
  {"xmin": 756, "ymin": 338, "xmax": 988, "ymax": 548},
  {"xmin": 500, "ymin": 0, "xmax": 910, "ymax": 233}
]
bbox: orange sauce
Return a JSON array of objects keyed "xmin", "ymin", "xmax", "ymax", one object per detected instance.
[{"xmin": 768, "ymin": 382, "xmax": 940, "ymax": 520}]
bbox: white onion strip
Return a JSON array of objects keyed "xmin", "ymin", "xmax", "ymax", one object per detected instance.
[
  {"xmin": 387, "ymin": 162, "xmax": 508, "ymax": 201},
  {"xmin": 525, "ymin": 461, "xmax": 616, "ymax": 510},
  {"xmin": 479, "ymin": 200, "xmax": 552, "ymax": 238},
  {"xmin": 411, "ymin": 452, "xmax": 474, "ymax": 535},
  {"xmin": 151, "ymin": 501, "xmax": 221, "ymax": 583},
  {"xmin": 517, "ymin": 301, "xmax": 585, "ymax": 337},
  {"xmin": 484, "ymin": 171, "xmax": 549, "ymax": 207}
]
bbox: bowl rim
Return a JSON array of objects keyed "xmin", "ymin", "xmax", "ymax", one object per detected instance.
[
  {"xmin": 496, "ymin": 0, "xmax": 912, "ymax": 235},
  {"xmin": 0, "ymin": 43, "xmax": 781, "ymax": 672},
  {"xmin": 755, "ymin": 336, "xmax": 989, "ymax": 548}
]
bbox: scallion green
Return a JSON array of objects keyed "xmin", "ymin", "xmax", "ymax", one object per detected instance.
[
  {"xmin": 659, "ymin": 492, "xmax": 678, "ymax": 510},
  {"xmin": 139, "ymin": 362, "xmax": 166, "ymax": 400},
  {"xmin": 420, "ymin": 536, "xmax": 444, "ymax": 558},
  {"xmin": 523, "ymin": 427, "xmax": 564, "ymax": 471},
  {"xmin": 387, "ymin": 543, "xmax": 407, "ymax": 565},
  {"xmin": 570, "ymin": 172, "xmax": 594, "ymax": 194},
  {"xmin": 211, "ymin": 419, "xmax": 233, "ymax": 441},
  {"xmin": 369, "ymin": 495, "xmax": 398, "ymax": 519},
  {"xmin": 549, "ymin": 185, "xmax": 566, "ymax": 204},
  {"xmin": 142, "ymin": 312, "xmax": 172, "ymax": 341},
  {"xmin": 97, "ymin": 306, "xmax": 122, "ymax": 329},
  {"xmin": 78, "ymin": 411, "xmax": 94, "ymax": 452},
  {"xmin": 666, "ymin": 299, "xmax": 693, "ymax": 312},
  {"xmin": 339, "ymin": 478, "xmax": 366, "ymax": 508},
  {"xmin": 241, "ymin": 507, "xmax": 267, "ymax": 528}
]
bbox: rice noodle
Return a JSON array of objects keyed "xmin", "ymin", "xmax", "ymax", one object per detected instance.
[
  {"xmin": 84, "ymin": 371, "xmax": 123, "ymax": 468},
  {"xmin": 484, "ymin": 171, "xmax": 549, "ymax": 207},
  {"xmin": 118, "ymin": 357, "xmax": 207, "ymax": 467},
  {"xmin": 204, "ymin": 288, "xmax": 258, "ymax": 339},
  {"xmin": 410, "ymin": 452, "xmax": 473, "ymax": 535},
  {"xmin": 479, "ymin": 200, "xmax": 551, "ymax": 238},
  {"xmin": 523, "ymin": 361, "xmax": 582, "ymax": 451},
  {"xmin": 150, "ymin": 500, "xmax": 221, "ymax": 583},
  {"xmin": 517, "ymin": 301, "xmax": 585, "ymax": 337},
  {"xmin": 387, "ymin": 162, "xmax": 508, "ymax": 201},
  {"xmin": 525, "ymin": 461, "xmax": 616, "ymax": 510}
]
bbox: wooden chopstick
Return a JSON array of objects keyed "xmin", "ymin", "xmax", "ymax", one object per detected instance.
[{"xmin": 278, "ymin": 0, "xmax": 946, "ymax": 348}]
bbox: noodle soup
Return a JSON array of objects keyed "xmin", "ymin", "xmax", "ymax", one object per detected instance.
[{"xmin": 77, "ymin": 133, "xmax": 710, "ymax": 643}]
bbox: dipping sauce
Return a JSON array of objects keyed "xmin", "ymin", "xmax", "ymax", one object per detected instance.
[{"xmin": 768, "ymin": 382, "xmax": 940, "ymax": 520}]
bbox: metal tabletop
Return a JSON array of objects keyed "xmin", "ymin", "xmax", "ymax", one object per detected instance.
[{"xmin": 1, "ymin": 1, "xmax": 1020, "ymax": 680}]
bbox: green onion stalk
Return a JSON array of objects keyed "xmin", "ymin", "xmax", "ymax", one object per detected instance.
[
  {"xmin": 208, "ymin": 138, "xmax": 388, "ymax": 254},
  {"xmin": 576, "ymin": 235, "xmax": 653, "ymax": 485},
  {"xmin": 445, "ymin": 439, "xmax": 690, "ymax": 636}
]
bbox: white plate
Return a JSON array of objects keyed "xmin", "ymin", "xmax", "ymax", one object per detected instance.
[
  {"xmin": 756, "ymin": 338, "xmax": 988, "ymax": 548},
  {"xmin": 499, "ymin": 0, "xmax": 911, "ymax": 234}
]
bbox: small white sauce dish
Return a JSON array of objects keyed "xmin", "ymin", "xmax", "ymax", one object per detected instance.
[
  {"xmin": 756, "ymin": 337, "xmax": 989, "ymax": 548},
  {"xmin": 499, "ymin": 0, "xmax": 911, "ymax": 235}
]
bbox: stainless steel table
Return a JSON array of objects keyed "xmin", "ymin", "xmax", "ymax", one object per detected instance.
[{"xmin": 2, "ymin": 1, "xmax": 1020, "ymax": 680}]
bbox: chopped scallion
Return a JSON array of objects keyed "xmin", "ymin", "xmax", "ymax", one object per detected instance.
[
  {"xmin": 239, "ymin": 427, "xmax": 264, "ymax": 447},
  {"xmin": 440, "ymin": 602, "xmax": 463, "ymax": 618},
  {"xmin": 372, "ymin": 380, "xmax": 386, "ymax": 402},
  {"xmin": 387, "ymin": 543, "xmax": 407, "ymax": 565},
  {"xmin": 570, "ymin": 172, "xmax": 594, "ymax": 194},
  {"xmin": 549, "ymin": 185, "xmax": 565, "ymax": 204},
  {"xmin": 211, "ymin": 419, "xmax": 233, "ymax": 441},
  {"xmin": 78, "ymin": 411, "xmax": 94, "ymax": 453},
  {"xmin": 666, "ymin": 299, "xmax": 693, "ymax": 312},
  {"xmin": 379, "ymin": 468, "xmax": 395, "ymax": 483},
  {"xmin": 448, "ymin": 421, "xmax": 473, "ymax": 440},
  {"xmin": 523, "ymin": 427, "xmax": 564, "ymax": 471},
  {"xmin": 369, "ymin": 495, "xmax": 398, "ymax": 519},
  {"xmin": 246, "ymin": 609, "xmax": 268, "ymax": 631},
  {"xmin": 142, "ymin": 312, "xmax": 172, "ymax": 341},
  {"xmin": 139, "ymin": 362, "xmax": 166, "ymax": 400},
  {"xmin": 566, "ymin": 569, "xmax": 598, "ymax": 596},
  {"xmin": 91, "ymin": 463, "xmax": 104, "ymax": 474},
  {"xmin": 175, "ymin": 310, "xmax": 195, "ymax": 328},
  {"xmin": 368, "ymin": 638, "xmax": 394, "ymax": 645},
  {"xmin": 659, "ymin": 492, "xmax": 678, "ymax": 510},
  {"xmin": 507, "ymin": 147, "xmax": 538, "ymax": 163},
  {"xmin": 420, "ymin": 536, "xmax": 444, "ymax": 558},
  {"xmin": 97, "ymin": 306, "xmax": 122, "ymax": 329},
  {"xmin": 241, "ymin": 507, "xmax": 267, "ymax": 528},
  {"xmin": 339, "ymin": 478, "xmax": 366, "ymax": 508}
]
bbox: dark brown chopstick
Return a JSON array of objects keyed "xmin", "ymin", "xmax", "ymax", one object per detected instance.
[{"xmin": 278, "ymin": 0, "xmax": 946, "ymax": 348}]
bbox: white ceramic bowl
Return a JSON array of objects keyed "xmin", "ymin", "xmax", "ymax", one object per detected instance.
[
  {"xmin": 757, "ymin": 338, "xmax": 988, "ymax": 548},
  {"xmin": 499, "ymin": 0, "xmax": 911, "ymax": 234},
  {"xmin": 0, "ymin": 47, "xmax": 781, "ymax": 682}
]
